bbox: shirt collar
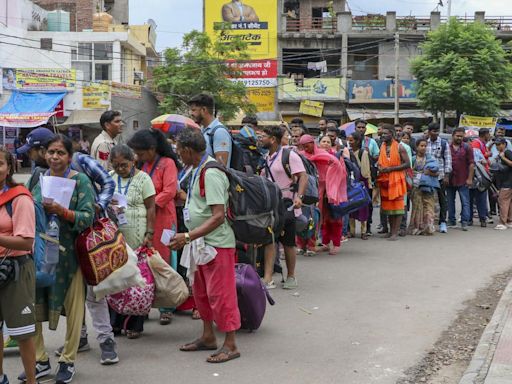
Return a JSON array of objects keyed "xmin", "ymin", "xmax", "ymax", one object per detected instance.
[{"xmin": 203, "ymin": 118, "xmax": 220, "ymax": 133}]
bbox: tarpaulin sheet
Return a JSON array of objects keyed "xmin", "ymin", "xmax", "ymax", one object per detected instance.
[{"xmin": 0, "ymin": 91, "xmax": 65, "ymax": 128}]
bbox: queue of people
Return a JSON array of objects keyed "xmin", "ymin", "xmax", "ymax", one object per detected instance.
[{"xmin": 1, "ymin": 94, "xmax": 512, "ymax": 384}]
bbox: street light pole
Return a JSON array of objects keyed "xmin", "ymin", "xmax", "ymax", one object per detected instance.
[
  {"xmin": 447, "ymin": 0, "xmax": 452, "ymax": 19},
  {"xmin": 394, "ymin": 32, "xmax": 400, "ymax": 124}
]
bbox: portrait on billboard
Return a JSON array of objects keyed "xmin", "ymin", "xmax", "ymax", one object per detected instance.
[{"xmin": 222, "ymin": 0, "xmax": 259, "ymax": 22}]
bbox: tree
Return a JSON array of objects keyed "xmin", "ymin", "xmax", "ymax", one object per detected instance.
[
  {"xmin": 411, "ymin": 19, "xmax": 512, "ymax": 120},
  {"xmin": 153, "ymin": 30, "xmax": 256, "ymax": 120}
]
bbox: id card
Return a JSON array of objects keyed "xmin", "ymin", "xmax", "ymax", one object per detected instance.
[
  {"xmin": 183, "ymin": 208, "xmax": 190, "ymax": 222},
  {"xmin": 117, "ymin": 213, "xmax": 128, "ymax": 226}
]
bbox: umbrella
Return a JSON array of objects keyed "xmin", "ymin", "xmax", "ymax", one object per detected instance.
[
  {"xmin": 465, "ymin": 129, "xmax": 479, "ymax": 138},
  {"xmin": 151, "ymin": 114, "xmax": 200, "ymax": 136},
  {"xmin": 341, "ymin": 122, "xmax": 356, "ymax": 135},
  {"xmin": 365, "ymin": 123, "xmax": 378, "ymax": 135}
]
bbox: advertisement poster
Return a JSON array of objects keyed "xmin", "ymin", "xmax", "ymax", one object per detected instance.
[
  {"xmin": 82, "ymin": 82, "xmax": 111, "ymax": 109},
  {"xmin": 348, "ymin": 80, "xmax": 417, "ymax": 101},
  {"xmin": 459, "ymin": 115, "xmax": 497, "ymax": 129},
  {"xmin": 111, "ymin": 82, "xmax": 142, "ymax": 99},
  {"xmin": 278, "ymin": 78, "xmax": 342, "ymax": 100},
  {"xmin": 300, "ymin": 100, "xmax": 324, "ymax": 117},
  {"xmin": 0, "ymin": 113, "xmax": 55, "ymax": 128},
  {"xmin": 2, "ymin": 68, "xmax": 76, "ymax": 92},
  {"xmin": 247, "ymin": 88, "xmax": 275, "ymax": 112},
  {"xmin": 227, "ymin": 59, "xmax": 278, "ymax": 87},
  {"xmin": 205, "ymin": 0, "xmax": 277, "ymax": 60}
]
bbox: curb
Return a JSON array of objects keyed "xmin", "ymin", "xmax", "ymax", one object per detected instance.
[{"xmin": 459, "ymin": 278, "xmax": 512, "ymax": 384}]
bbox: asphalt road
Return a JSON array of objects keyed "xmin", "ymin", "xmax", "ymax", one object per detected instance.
[{"xmin": 4, "ymin": 172, "xmax": 512, "ymax": 384}]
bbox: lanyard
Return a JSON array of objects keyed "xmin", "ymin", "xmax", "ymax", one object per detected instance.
[
  {"xmin": 117, "ymin": 167, "xmax": 135, "ymax": 196},
  {"xmin": 45, "ymin": 167, "xmax": 71, "ymax": 178},
  {"xmin": 266, "ymin": 146, "xmax": 282, "ymax": 170},
  {"xmin": 186, "ymin": 154, "xmax": 209, "ymax": 204},
  {"xmin": 143, "ymin": 156, "xmax": 161, "ymax": 178}
]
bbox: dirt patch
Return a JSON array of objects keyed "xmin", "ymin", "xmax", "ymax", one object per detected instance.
[{"xmin": 397, "ymin": 268, "xmax": 512, "ymax": 384}]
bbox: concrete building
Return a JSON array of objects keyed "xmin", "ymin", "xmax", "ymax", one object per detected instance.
[
  {"xmin": 0, "ymin": 0, "xmax": 159, "ymax": 141},
  {"xmin": 277, "ymin": 0, "xmax": 512, "ymax": 128}
]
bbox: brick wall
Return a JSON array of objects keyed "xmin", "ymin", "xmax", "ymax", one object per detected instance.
[{"xmin": 33, "ymin": 0, "xmax": 95, "ymax": 31}]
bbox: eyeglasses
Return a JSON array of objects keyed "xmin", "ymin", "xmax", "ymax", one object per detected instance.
[{"xmin": 112, "ymin": 162, "xmax": 132, "ymax": 170}]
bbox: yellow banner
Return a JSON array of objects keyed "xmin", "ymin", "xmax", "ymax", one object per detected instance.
[
  {"xmin": 247, "ymin": 87, "xmax": 275, "ymax": 112},
  {"xmin": 300, "ymin": 100, "xmax": 324, "ymax": 117},
  {"xmin": 3, "ymin": 68, "xmax": 76, "ymax": 91},
  {"xmin": 460, "ymin": 115, "xmax": 497, "ymax": 129},
  {"xmin": 279, "ymin": 78, "xmax": 342, "ymax": 100},
  {"xmin": 111, "ymin": 82, "xmax": 142, "ymax": 99},
  {"xmin": 205, "ymin": 0, "xmax": 277, "ymax": 59},
  {"xmin": 82, "ymin": 82, "xmax": 111, "ymax": 109}
]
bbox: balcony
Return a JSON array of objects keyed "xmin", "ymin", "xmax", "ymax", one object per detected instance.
[
  {"xmin": 278, "ymin": 77, "xmax": 345, "ymax": 101},
  {"xmin": 284, "ymin": 17, "xmax": 337, "ymax": 33}
]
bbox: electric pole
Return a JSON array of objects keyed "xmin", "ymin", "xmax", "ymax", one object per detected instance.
[
  {"xmin": 447, "ymin": 0, "xmax": 452, "ymax": 19},
  {"xmin": 394, "ymin": 32, "xmax": 400, "ymax": 124}
]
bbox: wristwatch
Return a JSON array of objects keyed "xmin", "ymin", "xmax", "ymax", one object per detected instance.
[
  {"xmin": 184, "ymin": 232, "xmax": 191, "ymax": 244},
  {"xmin": 298, "ymin": 195, "xmax": 304, "ymax": 200}
]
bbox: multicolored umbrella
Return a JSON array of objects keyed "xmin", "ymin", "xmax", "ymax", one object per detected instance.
[
  {"xmin": 340, "ymin": 122, "xmax": 356, "ymax": 135},
  {"xmin": 365, "ymin": 123, "xmax": 378, "ymax": 135},
  {"xmin": 151, "ymin": 114, "xmax": 200, "ymax": 136}
]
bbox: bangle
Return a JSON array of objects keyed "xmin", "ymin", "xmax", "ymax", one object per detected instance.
[{"xmin": 184, "ymin": 232, "xmax": 191, "ymax": 244}]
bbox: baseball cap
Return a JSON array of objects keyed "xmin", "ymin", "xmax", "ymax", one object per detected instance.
[
  {"xmin": 299, "ymin": 134, "xmax": 315, "ymax": 145},
  {"xmin": 17, "ymin": 128, "xmax": 56, "ymax": 154}
]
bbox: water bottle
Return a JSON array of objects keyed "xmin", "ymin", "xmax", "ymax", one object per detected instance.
[{"xmin": 43, "ymin": 215, "xmax": 60, "ymax": 275}]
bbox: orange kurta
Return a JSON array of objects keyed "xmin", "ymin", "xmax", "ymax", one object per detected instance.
[{"xmin": 377, "ymin": 141, "xmax": 407, "ymax": 215}]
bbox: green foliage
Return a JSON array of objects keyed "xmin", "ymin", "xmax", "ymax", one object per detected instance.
[
  {"xmin": 153, "ymin": 30, "xmax": 256, "ymax": 120},
  {"xmin": 411, "ymin": 19, "xmax": 512, "ymax": 117}
]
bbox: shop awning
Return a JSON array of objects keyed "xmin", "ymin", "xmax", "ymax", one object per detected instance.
[
  {"xmin": 58, "ymin": 109, "xmax": 105, "ymax": 127},
  {"xmin": 0, "ymin": 91, "xmax": 65, "ymax": 128},
  {"xmin": 346, "ymin": 108, "xmax": 435, "ymax": 120}
]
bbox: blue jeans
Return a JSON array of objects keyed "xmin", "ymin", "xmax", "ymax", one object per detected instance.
[
  {"xmin": 469, "ymin": 188, "xmax": 489, "ymax": 221},
  {"xmin": 446, "ymin": 186, "xmax": 470, "ymax": 224}
]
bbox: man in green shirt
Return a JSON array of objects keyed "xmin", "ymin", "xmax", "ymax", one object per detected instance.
[{"xmin": 170, "ymin": 128, "xmax": 240, "ymax": 364}]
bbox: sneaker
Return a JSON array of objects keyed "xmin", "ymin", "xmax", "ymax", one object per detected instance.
[
  {"xmin": 18, "ymin": 360, "xmax": 51, "ymax": 382},
  {"xmin": 305, "ymin": 250, "xmax": 316, "ymax": 257},
  {"xmin": 282, "ymin": 277, "xmax": 298, "ymax": 290},
  {"xmin": 55, "ymin": 337, "xmax": 90, "ymax": 357},
  {"xmin": 461, "ymin": 223, "xmax": 468, "ymax": 232},
  {"xmin": 3, "ymin": 336, "xmax": 18, "ymax": 349},
  {"xmin": 99, "ymin": 338, "xmax": 119, "ymax": 365},
  {"xmin": 263, "ymin": 280, "xmax": 276, "ymax": 290},
  {"xmin": 495, "ymin": 224, "xmax": 508, "ymax": 230},
  {"xmin": 487, "ymin": 217, "xmax": 494, "ymax": 224},
  {"xmin": 481, "ymin": 220, "xmax": 487, "ymax": 228},
  {"xmin": 297, "ymin": 249, "xmax": 305, "ymax": 256},
  {"xmin": 439, "ymin": 222, "xmax": 448, "ymax": 233},
  {"xmin": 55, "ymin": 362, "xmax": 75, "ymax": 384},
  {"xmin": 447, "ymin": 221, "xmax": 457, "ymax": 228},
  {"xmin": 0, "ymin": 374, "xmax": 9, "ymax": 384}
]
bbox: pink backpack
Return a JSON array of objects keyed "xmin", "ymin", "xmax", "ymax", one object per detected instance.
[{"xmin": 107, "ymin": 248, "xmax": 155, "ymax": 316}]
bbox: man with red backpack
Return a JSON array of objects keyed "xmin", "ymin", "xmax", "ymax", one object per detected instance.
[{"xmin": 447, "ymin": 127, "xmax": 475, "ymax": 231}]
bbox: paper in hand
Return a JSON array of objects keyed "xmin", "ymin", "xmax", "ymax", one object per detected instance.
[
  {"xmin": 40, "ymin": 176, "xmax": 76, "ymax": 209},
  {"xmin": 160, "ymin": 229, "xmax": 176, "ymax": 246},
  {"xmin": 112, "ymin": 192, "xmax": 128, "ymax": 209}
]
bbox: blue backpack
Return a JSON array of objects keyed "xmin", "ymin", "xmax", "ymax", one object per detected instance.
[{"xmin": 3, "ymin": 184, "xmax": 53, "ymax": 288}]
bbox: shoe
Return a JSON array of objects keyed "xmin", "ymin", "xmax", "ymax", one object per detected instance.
[
  {"xmin": 468, "ymin": 221, "xmax": 474, "ymax": 227},
  {"xmin": 282, "ymin": 277, "xmax": 298, "ymax": 290},
  {"xmin": 439, "ymin": 223, "xmax": 447, "ymax": 233},
  {"xmin": 365, "ymin": 230, "xmax": 373, "ymax": 236},
  {"xmin": 55, "ymin": 336, "xmax": 90, "ymax": 357},
  {"xmin": 305, "ymin": 250, "xmax": 316, "ymax": 257},
  {"xmin": 0, "ymin": 374, "xmax": 8, "ymax": 384},
  {"xmin": 263, "ymin": 280, "xmax": 276, "ymax": 289},
  {"xmin": 447, "ymin": 221, "xmax": 457, "ymax": 228},
  {"xmin": 481, "ymin": 220, "xmax": 487, "ymax": 228},
  {"xmin": 487, "ymin": 217, "xmax": 494, "ymax": 224},
  {"xmin": 297, "ymin": 249, "xmax": 305, "ymax": 256},
  {"xmin": 99, "ymin": 338, "xmax": 119, "ymax": 365},
  {"xmin": 3, "ymin": 336, "xmax": 18, "ymax": 349},
  {"xmin": 495, "ymin": 224, "xmax": 508, "ymax": 230},
  {"xmin": 507, "ymin": 222, "xmax": 512, "ymax": 228},
  {"xmin": 18, "ymin": 360, "xmax": 51, "ymax": 382},
  {"xmin": 55, "ymin": 362, "xmax": 75, "ymax": 384},
  {"xmin": 461, "ymin": 223, "xmax": 468, "ymax": 232}
]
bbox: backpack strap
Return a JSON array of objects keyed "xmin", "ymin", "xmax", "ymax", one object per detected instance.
[
  {"xmin": 207, "ymin": 125, "xmax": 231, "ymax": 157},
  {"xmin": 0, "ymin": 186, "xmax": 32, "ymax": 218},
  {"xmin": 199, "ymin": 161, "xmax": 227, "ymax": 198},
  {"xmin": 281, "ymin": 147, "xmax": 293, "ymax": 180},
  {"xmin": 28, "ymin": 167, "xmax": 46, "ymax": 192}
]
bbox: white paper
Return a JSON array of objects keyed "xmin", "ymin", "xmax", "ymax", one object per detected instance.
[
  {"xmin": 160, "ymin": 229, "xmax": 176, "ymax": 246},
  {"xmin": 40, "ymin": 176, "xmax": 76, "ymax": 209},
  {"xmin": 112, "ymin": 192, "xmax": 128, "ymax": 209}
]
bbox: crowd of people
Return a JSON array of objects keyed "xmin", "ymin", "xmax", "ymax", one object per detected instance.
[{"xmin": 1, "ymin": 93, "xmax": 512, "ymax": 384}]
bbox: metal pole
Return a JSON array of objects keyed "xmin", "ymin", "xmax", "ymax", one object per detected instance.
[
  {"xmin": 447, "ymin": 0, "xmax": 452, "ymax": 19},
  {"xmin": 394, "ymin": 32, "xmax": 400, "ymax": 124}
]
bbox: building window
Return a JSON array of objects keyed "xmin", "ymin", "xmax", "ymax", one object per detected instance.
[
  {"xmin": 133, "ymin": 120, "xmax": 139, "ymax": 130},
  {"xmin": 72, "ymin": 42, "xmax": 113, "ymax": 81}
]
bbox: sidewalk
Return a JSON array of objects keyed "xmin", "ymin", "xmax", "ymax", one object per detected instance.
[{"xmin": 460, "ymin": 278, "xmax": 512, "ymax": 384}]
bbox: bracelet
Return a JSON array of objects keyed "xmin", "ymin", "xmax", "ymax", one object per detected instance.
[{"xmin": 184, "ymin": 232, "xmax": 191, "ymax": 244}]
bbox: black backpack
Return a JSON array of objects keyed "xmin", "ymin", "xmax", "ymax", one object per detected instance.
[
  {"xmin": 335, "ymin": 149, "xmax": 362, "ymax": 183},
  {"xmin": 280, "ymin": 148, "xmax": 319, "ymax": 205},
  {"xmin": 199, "ymin": 161, "xmax": 285, "ymax": 245},
  {"xmin": 208, "ymin": 125, "xmax": 263, "ymax": 174}
]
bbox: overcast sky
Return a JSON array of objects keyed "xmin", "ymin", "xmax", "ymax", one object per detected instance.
[{"xmin": 130, "ymin": 0, "xmax": 512, "ymax": 51}]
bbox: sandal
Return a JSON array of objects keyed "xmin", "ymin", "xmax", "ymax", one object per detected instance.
[
  {"xmin": 159, "ymin": 312, "xmax": 173, "ymax": 325},
  {"xmin": 361, "ymin": 233, "xmax": 369, "ymax": 240},
  {"xmin": 126, "ymin": 330, "xmax": 141, "ymax": 339},
  {"xmin": 206, "ymin": 347, "xmax": 241, "ymax": 363},
  {"xmin": 191, "ymin": 309, "xmax": 201, "ymax": 320},
  {"xmin": 180, "ymin": 338, "xmax": 218, "ymax": 352}
]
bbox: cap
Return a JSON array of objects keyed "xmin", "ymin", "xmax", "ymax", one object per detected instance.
[
  {"xmin": 495, "ymin": 137, "xmax": 507, "ymax": 145},
  {"xmin": 299, "ymin": 134, "xmax": 315, "ymax": 145},
  {"xmin": 17, "ymin": 128, "xmax": 55, "ymax": 154}
]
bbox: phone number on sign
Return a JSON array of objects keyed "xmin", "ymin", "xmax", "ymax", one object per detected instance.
[{"xmin": 230, "ymin": 78, "xmax": 277, "ymax": 88}]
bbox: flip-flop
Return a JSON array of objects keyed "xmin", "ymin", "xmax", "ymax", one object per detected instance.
[
  {"xmin": 180, "ymin": 339, "xmax": 218, "ymax": 352},
  {"xmin": 206, "ymin": 347, "xmax": 241, "ymax": 363}
]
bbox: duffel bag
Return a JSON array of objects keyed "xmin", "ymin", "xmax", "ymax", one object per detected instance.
[{"xmin": 329, "ymin": 181, "xmax": 371, "ymax": 219}]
